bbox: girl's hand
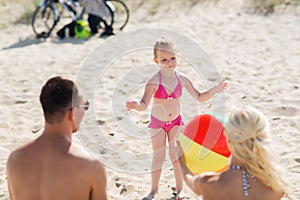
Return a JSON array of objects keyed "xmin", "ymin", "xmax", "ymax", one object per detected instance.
[
  {"xmin": 126, "ymin": 101, "xmax": 137, "ymax": 111},
  {"xmin": 214, "ymin": 80, "xmax": 228, "ymax": 93}
]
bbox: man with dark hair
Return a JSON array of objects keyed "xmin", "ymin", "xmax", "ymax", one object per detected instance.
[{"xmin": 6, "ymin": 76, "xmax": 108, "ymax": 200}]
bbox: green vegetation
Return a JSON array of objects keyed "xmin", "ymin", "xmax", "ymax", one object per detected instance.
[
  {"xmin": 0, "ymin": 0, "xmax": 298, "ymax": 29},
  {"xmin": 17, "ymin": 0, "xmax": 39, "ymax": 23},
  {"xmin": 245, "ymin": 0, "xmax": 295, "ymax": 15},
  {"xmin": 126, "ymin": 0, "xmax": 220, "ymax": 14},
  {"xmin": 128, "ymin": 0, "xmax": 296, "ymax": 15}
]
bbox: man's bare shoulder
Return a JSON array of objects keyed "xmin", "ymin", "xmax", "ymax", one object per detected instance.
[
  {"xmin": 7, "ymin": 140, "xmax": 36, "ymax": 164},
  {"xmin": 68, "ymin": 143, "xmax": 107, "ymax": 184},
  {"xmin": 68, "ymin": 142, "xmax": 105, "ymax": 169}
]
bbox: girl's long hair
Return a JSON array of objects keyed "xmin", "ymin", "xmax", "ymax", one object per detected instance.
[{"xmin": 225, "ymin": 106, "xmax": 291, "ymax": 199}]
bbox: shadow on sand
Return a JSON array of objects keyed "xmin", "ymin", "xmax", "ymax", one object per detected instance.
[{"xmin": 2, "ymin": 34, "xmax": 89, "ymax": 51}]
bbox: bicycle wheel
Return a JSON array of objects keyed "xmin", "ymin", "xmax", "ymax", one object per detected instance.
[
  {"xmin": 32, "ymin": 4, "xmax": 57, "ymax": 37},
  {"xmin": 106, "ymin": 0, "xmax": 129, "ymax": 31}
]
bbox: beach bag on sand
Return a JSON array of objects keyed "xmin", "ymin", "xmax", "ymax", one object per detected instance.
[
  {"xmin": 57, "ymin": 20, "xmax": 90, "ymax": 39},
  {"xmin": 74, "ymin": 20, "xmax": 91, "ymax": 38}
]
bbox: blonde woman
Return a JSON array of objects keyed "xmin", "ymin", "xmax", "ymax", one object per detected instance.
[{"xmin": 177, "ymin": 106, "xmax": 291, "ymax": 200}]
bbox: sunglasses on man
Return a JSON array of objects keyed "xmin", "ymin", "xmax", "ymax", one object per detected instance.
[{"xmin": 70, "ymin": 100, "xmax": 89, "ymax": 111}]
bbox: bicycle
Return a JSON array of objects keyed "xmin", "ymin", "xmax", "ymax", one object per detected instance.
[
  {"xmin": 31, "ymin": 0, "xmax": 82, "ymax": 38},
  {"xmin": 32, "ymin": 0, "xmax": 129, "ymax": 38},
  {"xmin": 105, "ymin": 0, "xmax": 129, "ymax": 32}
]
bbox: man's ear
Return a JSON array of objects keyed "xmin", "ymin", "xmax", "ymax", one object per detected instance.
[
  {"xmin": 154, "ymin": 57, "xmax": 158, "ymax": 64},
  {"xmin": 67, "ymin": 109, "xmax": 75, "ymax": 122}
]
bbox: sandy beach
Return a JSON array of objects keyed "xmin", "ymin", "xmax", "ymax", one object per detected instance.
[{"xmin": 0, "ymin": 0, "xmax": 299, "ymax": 199}]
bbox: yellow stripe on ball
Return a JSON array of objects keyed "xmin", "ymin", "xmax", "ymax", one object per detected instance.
[{"xmin": 179, "ymin": 133, "xmax": 229, "ymax": 174}]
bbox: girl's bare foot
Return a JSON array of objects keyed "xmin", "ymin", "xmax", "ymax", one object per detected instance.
[
  {"xmin": 175, "ymin": 190, "xmax": 188, "ymax": 200},
  {"xmin": 142, "ymin": 191, "xmax": 157, "ymax": 200}
]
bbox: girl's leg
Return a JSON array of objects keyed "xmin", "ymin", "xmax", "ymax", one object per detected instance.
[
  {"xmin": 147, "ymin": 128, "xmax": 167, "ymax": 198},
  {"xmin": 168, "ymin": 125, "xmax": 184, "ymax": 198}
]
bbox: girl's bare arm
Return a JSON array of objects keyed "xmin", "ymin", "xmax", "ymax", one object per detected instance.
[
  {"xmin": 182, "ymin": 75, "xmax": 228, "ymax": 102},
  {"xmin": 126, "ymin": 83, "xmax": 155, "ymax": 111}
]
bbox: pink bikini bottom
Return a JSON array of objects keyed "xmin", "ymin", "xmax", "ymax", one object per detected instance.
[{"xmin": 148, "ymin": 115, "xmax": 184, "ymax": 132}]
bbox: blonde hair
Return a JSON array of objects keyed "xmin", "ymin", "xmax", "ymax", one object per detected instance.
[
  {"xmin": 225, "ymin": 106, "xmax": 291, "ymax": 198},
  {"xmin": 153, "ymin": 37, "xmax": 175, "ymax": 58}
]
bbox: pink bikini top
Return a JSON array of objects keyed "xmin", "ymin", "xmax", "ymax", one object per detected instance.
[{"xmin": 153, "ymin": 72, "xmax": 182, "ymax": 99}]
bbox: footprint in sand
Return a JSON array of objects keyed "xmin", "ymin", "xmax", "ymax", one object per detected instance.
[
  {"xmin": 271, "ymin": 106, "xmax": 299, "ymax": 116},
  {"xmin": 120, "ymin": 184, "xmax": 134, "ymax": 195},
  {"xmin": 96, "ymin": 119, "xmax": 106, "ymax": 125},
  {"xmin": 294, "ymin": 158, "xmax": 300, "ymax": 163}
]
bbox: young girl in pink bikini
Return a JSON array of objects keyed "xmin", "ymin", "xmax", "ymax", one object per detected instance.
[{"xmin": 126, "ymin": 37, "xmax": 228, "ymax": 199}]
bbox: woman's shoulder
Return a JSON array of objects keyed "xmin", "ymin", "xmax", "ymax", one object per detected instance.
[
  {"xmin": 197, "ymin": 171, "xmax": 236, "ymax": 189},
  {"xmin": 196, "ymin": 171, "xmax": 239, "ymax": 199},
  {"xmin": 198, "ymin": 171, "xmax": 222, "ymax": 183}
]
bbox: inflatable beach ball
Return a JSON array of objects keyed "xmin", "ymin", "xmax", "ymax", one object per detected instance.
[
  {"xmin": 74, "ymin": 20, "xmax": 91, "ymax": 39},
  {"xmin": 179, "ymin": 114, "xmax": 231, "ymax": 174}
]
